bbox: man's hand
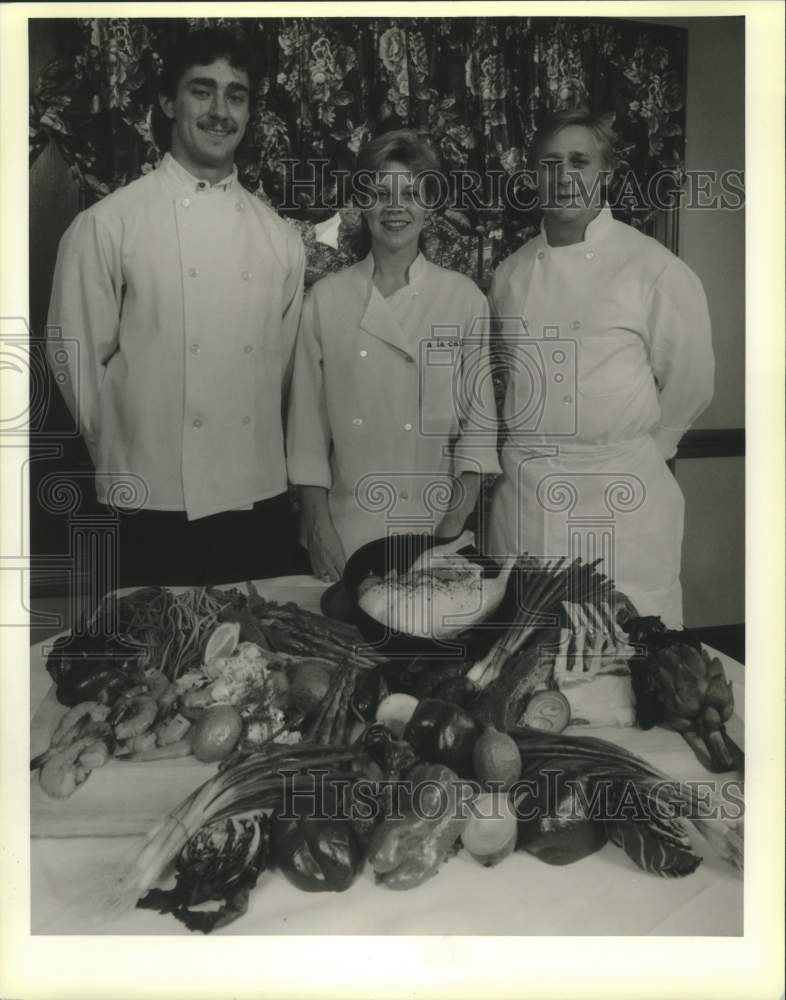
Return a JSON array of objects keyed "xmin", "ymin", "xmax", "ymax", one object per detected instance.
[
  {"xmin": 299, "ymin": 485, "xmax": 346, "ymax": 582},
  {"xmin": 306, "ymin": 515, "xmax": 346, "ymax": 582}
]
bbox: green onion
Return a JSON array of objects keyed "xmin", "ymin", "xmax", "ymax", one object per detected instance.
[{"xmin": 108, "ymin": 744, "xmax": 358, "ymax": 913}]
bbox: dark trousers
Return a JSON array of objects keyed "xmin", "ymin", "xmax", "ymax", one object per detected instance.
[{"xmin": 111, "ymin": 492, "xmax": 309, "ymax": 589}]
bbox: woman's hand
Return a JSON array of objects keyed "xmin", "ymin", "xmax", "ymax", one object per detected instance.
[
  {"xmin": 435, "ymin": 472, "xmax": 483, "ymax": 540},
  {"xmin": 434, "ymin": 513, "xmax": 467, "ymax": 540},
  {"xmin": 299, "ymin": 486, "xmax": 346, "ymax": 582}
]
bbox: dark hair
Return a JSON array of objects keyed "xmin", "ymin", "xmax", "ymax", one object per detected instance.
[
  {"xmin": 529, "ymin": 108, "xmax": 618, "ymax": 171},
  {"xmin": 152, "ymin": 28, "xmax": 257, "ymax": 152}
]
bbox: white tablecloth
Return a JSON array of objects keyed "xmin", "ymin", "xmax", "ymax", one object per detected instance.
[{"xmin": 30, "ymin": 577, "xmax": 744, "ymax": 936}]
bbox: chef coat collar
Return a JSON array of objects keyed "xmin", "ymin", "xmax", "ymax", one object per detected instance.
[
  {"xmin": 358, "ymin": 251, "xmax": 428, "ymax": 360},
  {"xmin": 160, "ymin": 152, "xmax": 237, "ymax": 193},
  {"xmin": 360, "ymin": 250, "xmax": 428, "ymax": 288},
  {"xmin": 540, "ymin": 204, "xmax": 615, "ymax": 250}
]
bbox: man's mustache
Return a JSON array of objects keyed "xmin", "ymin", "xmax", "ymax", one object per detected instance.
[{"xmin": 199, "ymin": 118, "xmax": 238, "ymax": 132}]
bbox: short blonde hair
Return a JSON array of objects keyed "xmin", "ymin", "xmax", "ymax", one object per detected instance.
[{"xmin": 529, "ymin": 109, "xmax": 618, "ymax": 171}]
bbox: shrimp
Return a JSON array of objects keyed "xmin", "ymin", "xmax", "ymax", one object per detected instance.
[
  {"xmin": 154, "ymin": 713, "xmax": 192, "ymax": 747},
  {"xmin": 38, "ymin": 737, "xmax": 97, "ymax": 798},
  {"xmin": 180, "ymin": 685, "xmax": 215, "ymax": 710},
  {"xmin": 117, "ymin": 731, "xmax": 157, "ymax": 756},
  {"xmin": 113, "ymin": 695, "xmax": 158, "ymax": 740},
  {"xmin": 50, "ymin": 701, "xmax": 110, "ymax": 747},
  {"xmin": 142, "ymin": 668, "xmax": 171, "ymax": 701},
  {"xmin": 31, "ymin": 705, "xmax": 112, "ymax": 771},
  {"xmin": 77, "ymin": 740, "xmax": 112, "ymax": 770}
]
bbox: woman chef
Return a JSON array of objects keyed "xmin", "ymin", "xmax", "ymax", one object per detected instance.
[
  {"xmin": 287, "ymin": 130, "xmax": 501, "ymax": 581},
  {"xmin": 487, "ymin": 109, "xmax": 714, "ymax": 625}
]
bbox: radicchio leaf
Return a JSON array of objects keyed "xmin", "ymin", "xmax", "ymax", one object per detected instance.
[
  {"xmin": 606, "ymin": 810, "xmax": 702, "ymax": 878},
  {"xmin": 136, "ymin": 814, "xmax": 270, "ymax": 932}
]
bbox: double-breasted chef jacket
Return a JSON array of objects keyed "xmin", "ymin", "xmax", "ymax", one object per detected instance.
[
  {"xmin": 47, "ymin": 152, "xmax": 306, "ymax": 521},
  {"xmin": 487, "ymin": 207, "xmax": 714, "ymax": 625},
  {"xmin": 286, "ymin": 253, "xmax": 502, "ymax": 558}
]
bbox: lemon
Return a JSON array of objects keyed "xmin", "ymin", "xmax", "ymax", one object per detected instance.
[
  {"xmin": 190, "ymin": 705, "xmax": 243, "ymax": 762},
  {"xmin": 472, "ymin": 724, "xmax": 522, "ymax": 789},
  {"xmin": 204, "ymin": 621, "xmax": 241, "ymax": 665},
  {"xmin": 462, "ymin": 792, "xmax": 518, "ymax": 867}
]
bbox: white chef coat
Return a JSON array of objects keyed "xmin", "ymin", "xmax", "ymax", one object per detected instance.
[
  {"xmin": 286, "ymin": 253, "xmax": 502, "ymax": 557},
  {"xmin": 46, "ymin": 152, "xmax": 306, "ymax": 520},
  {"xmin": 487, "ymin": 207, "xmax": 714, "ymax": 625}
]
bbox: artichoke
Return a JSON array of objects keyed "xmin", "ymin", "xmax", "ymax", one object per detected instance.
[{"xmin": 624, "ymin": 618, "xmax": 741, "ymax": 773}]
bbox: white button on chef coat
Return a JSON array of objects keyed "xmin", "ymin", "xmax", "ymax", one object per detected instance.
[
  {"xmin": 488, "ymin": 206, "xmax": 714, "ymax": 624},
  {"xmin": 287, "ymin": 252, "xmax": 501, "ymax": 557},
  {"xmin": 46, "ymin": 152, "xmax": 306, "ymax": 520}
]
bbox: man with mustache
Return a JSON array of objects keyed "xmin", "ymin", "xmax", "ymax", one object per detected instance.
[{"xmin": 46, "ymin": 29, "xmax": 306, "ymax": 586}]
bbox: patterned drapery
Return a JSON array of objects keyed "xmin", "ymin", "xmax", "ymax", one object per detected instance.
[{"xmin": 30, "ymin": 16, "xmax": 687, "ymax": 282}]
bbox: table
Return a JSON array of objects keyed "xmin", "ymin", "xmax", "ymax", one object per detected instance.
[{"xmin": 30, "ymin": 577, "xmax": 744, "ymax": 936}]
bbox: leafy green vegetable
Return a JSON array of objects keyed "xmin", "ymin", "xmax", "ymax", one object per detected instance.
[{"xmin": 137, "ymin": 814, "xmax": 271, "ymax": 932}]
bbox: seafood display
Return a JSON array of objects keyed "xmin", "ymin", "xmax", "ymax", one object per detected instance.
[
  {"xmin": 33, "ymin": 584, "xmax": 378, "ymax": 798},
  {"xmin": 31, "ymin": 565, "xmax": 744, "ymax": 934}
]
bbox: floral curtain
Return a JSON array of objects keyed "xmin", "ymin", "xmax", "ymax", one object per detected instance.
[{"xmin": 30, "ymin": 16, "xmax": 687, "ymax": 283}]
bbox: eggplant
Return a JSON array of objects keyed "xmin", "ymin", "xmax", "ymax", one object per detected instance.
[
  {"xmin": 351, "ymin": 667, "xmax": 389, "ymax": 722},
  {"xmin": 270, "ymin": 775, "xmax": 364, "ymax": 893},
  {"xmin": 403, "ymin": 698, "xmax": 480, "ymax": 778},
  {"xmin": 512, "ymin": 771, "xmax": 608, "ymax": 866}
]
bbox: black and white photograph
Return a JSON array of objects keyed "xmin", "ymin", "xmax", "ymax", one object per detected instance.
[{"xmin": 1, "ymin": 3, "xmax": 783, "ymax": 998}]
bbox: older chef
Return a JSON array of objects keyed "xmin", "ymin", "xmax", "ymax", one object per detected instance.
[
  {"xmin": 46, "ymin": 29, "xmax": 306, "ymax": 586},
  {"xmin": 286, "ymin": 130, "xmax": 501, "ymax": 581},
  {"xmin": 487, "ymin": 109, "xmax": 714, "ymax": 625}
]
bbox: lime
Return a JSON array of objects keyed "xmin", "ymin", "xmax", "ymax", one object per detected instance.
[
  {"xmin": 204, "ymin": 621, "xmax": 241, "ymax": 665},
  {"xmin": 472, "ymin": 724, "xmax": 522, "ymax": 789},
  {"xmin": 190, "ymin": 704, "xmax": 243, "ymax": 762}
]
